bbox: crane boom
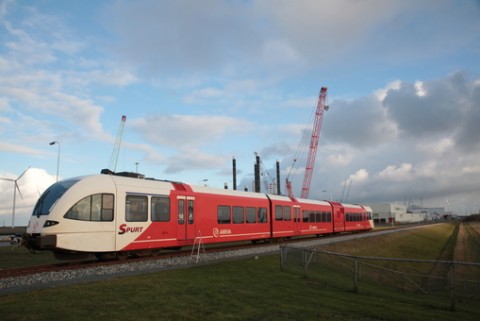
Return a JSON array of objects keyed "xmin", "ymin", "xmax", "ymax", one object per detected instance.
[
  {"xmin": 300, "ymin": 87, "xmax": 328, "ymax": 199},
  {"xmin": 109, "ymin": 115, "xmax": 127, "ymax": 172}
]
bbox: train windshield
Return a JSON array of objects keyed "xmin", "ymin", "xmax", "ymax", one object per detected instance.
[{"xmin": 32, "ymin": 178, "xmax": 81, "ymax": 216}]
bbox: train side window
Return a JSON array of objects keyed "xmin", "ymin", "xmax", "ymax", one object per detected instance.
[
  {"xmin": 321, "ymin": 212, "xmax": 327, "ymax": 222},
  {"xmin": 246, "ymin": 207, "xmax": 256, "ymax": 223},
  {"xmin": 327, "ymin": 212, "xmax": 332, "ymax": 222},
  {"xmin": 309, "ymin": 212, "xmax": 315, "ymax": 222},
  {"xmin": 218, "ymin": 206, "xmax": 231, "ymax": 224},
  {"xmin": 152, "ymin": 196, "xmax": 170, "ymax": 222},
  {"xmin": 258, "ymin": 208, "xmax": 268, "ymax": 223},
  {"xmin": 102, "ymin": 194, "xmax": 114, "ymax": 221},
  {"xmin": 233, "ymin": 206, "xmax": 244, "ymax": 224},
  {"xmin": 315, "ymin": 212, "xmax": 321, "ymax": 222},
  {"xmin": 188, "ymin": 200, "xmax": 194, "ymax": 224},
  {"xmin": 302, "ymin": 210, "xmax": 309, "ymax": 223},
  {"xmin": 178, "ymin": 200, "xmax": 185, "ymax": 224},
  {"xmin": 90, "ymin": 194, "xmax": 102, "ymax": 221},
  {"xmin": 275, "ymin": 205, "xmax": 283, "ymax": 221},
  {"xmin": 126, "ymin": 195, "xmax": 148, "ymax": 222},
  {"xmin": 66, "ymin": 197, "xmax": 90, "ymax": 221},
  {"xmin": 64, "ymin": 193, "xmax": 114, "ymax": 222},
  {"xmin": 294, "ymin": 207, "xmax": 300, "ymax": 222},
  {"xmin": 284, "ymin": 206, "xmax": 291, "ymax": 221}
]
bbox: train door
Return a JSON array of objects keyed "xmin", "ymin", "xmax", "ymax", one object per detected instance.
[
  {"xmin": 332, "ymin": 202, "xmax": 345, "ymax": 233},
  {"xmin": 293, "ymin": 205, "xmax": 301, "ymax": 235},
  {"xmin": 177, "ymin": 196, "xmax": 196, "ymax": 241}
]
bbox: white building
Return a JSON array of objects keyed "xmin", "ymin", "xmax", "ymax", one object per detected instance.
[
  {"xmin": 409, "ymin": 207, "xmax": 446, "ymax": 221},
  {"xmin": 367, "ymin": 203, "xmax": 426, "ymax": 224}
]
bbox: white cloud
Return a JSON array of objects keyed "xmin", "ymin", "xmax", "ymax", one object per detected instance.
[
  {"xmin": 374, "ymin": 80, "xmax": 402, "ymax": 101},
  {"xmin": 0, "ymin": 168, "xmax": 55, "ymax": 227},
  {"xmin": 378, "ymin": 163, "xmax": 414, "ymax": 182},
  {"xmin": 414, "ymin": 80, "xmax": 427, "ymax": 97},
  {"xmin": 348, "ymin": 168, "xmax": 369, "ymax": 184}
]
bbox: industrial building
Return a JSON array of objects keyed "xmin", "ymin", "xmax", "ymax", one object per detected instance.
[{"xmin": 367, "ymin": 203, "xmax": 433, "ymax": 225}]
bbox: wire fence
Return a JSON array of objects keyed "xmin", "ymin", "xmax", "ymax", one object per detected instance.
[{"xmin": 279, "ymin": 245, "xmax": 480, "ymax": 311}]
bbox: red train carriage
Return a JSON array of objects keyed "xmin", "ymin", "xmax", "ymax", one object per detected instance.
[{"xmin": 343, "ymin": 203, "xmax": 372, "ymax": 232}]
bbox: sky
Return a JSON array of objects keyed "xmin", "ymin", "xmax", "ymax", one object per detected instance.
[{"xmin": 1, "ymin": 0, "xmax": 480, "ymax": 227}]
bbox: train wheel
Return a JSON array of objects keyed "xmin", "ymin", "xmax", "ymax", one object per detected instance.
[
  {"xmin": 115, "ymin": 252, "xmax": 129, "ymax": 260},
  {"xmin": 95, "ymin": 252, "xmax": 116, "ymax": 260}
]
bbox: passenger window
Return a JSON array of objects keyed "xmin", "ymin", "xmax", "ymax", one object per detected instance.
[
  {"xmin": 303, "ymin": 210, "xmax": 309, "ymax": 223},
  {"xmin": 284, "ymin": 206, "xmax": 291, "ymax": 221},
  {"xmin": 294, "ymin": 207, "xmax": 300, "ymax": 222},
  {"xmin": 102, "ymin": 194, "xmax": 114, "ymax": 221},
  {"xmin": 152, "ymin": 196, "xmax": 170, "ymax": 222},
  {"xmin": 321, "ymin": 212, "xmax": 327, "ymax": 222},
  {"xmin": 218, "ymin": 206, "xmax": 231, "ymax": 224},
  {"xmin": 258, "ymin": 208, "xmax": 268, "ymax": 223},
  {"xmin": 246, "ymin": 207, "xmax": 256, "ymax": 223},
  {"xmin": 275, "ymin": 205, "xmax": 283, "ymax": 221},
  {"xmin": 188, "ymin": 200, "xmax": 194, "ymax": 224},
  {"xmin": 316, "ymin": 212, "xmax": 321, "ymax": 222},
  {"xmin": 233, "ymin": 206, "xmax": 244, "ymax": 224},
  {"xmin": 126, "ymin": 195, "xmax": 148, "ymax": 222},
  {"xmin": 178, "ymin": 199, "xmax": 185, "ymax": 224},
  {"xmin": 65, "ymin": 193, "xmax": 114, "ymax": 222}
]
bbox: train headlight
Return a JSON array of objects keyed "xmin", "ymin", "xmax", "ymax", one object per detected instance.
[{"xmin": 43, "ymin": 220, "xmax": 59, "ymax": 228}]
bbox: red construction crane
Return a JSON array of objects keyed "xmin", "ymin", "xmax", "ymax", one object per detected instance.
[
  {"xmin": 301, "ymin": 87, "xmax": 328, "ymax": 198},
  {"xmin": 109, "ymin": 115, "xmax": 127, "ymax": 172},
  {"xmin": 286, "ymin": 87, "xmax": 328, "ymax": 199}
]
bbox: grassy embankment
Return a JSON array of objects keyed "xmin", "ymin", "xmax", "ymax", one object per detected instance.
[{"xmin": 1, "ymin": 222, "xmax": 479, "ymax": 321}]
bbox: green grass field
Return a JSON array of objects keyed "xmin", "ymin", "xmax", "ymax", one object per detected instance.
[{"xmin": 1, "ymin": 222, "xmax": 479, "ymax": 321}]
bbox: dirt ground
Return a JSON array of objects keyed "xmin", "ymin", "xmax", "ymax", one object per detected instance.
[{"xmin": 454, "ymin": 222, "xmax": 480, "ymax": 262}]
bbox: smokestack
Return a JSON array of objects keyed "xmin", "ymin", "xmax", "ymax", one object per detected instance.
[
  {"xmin": 254, "ymin": 154, "xmax": 261, "ymax": 193},
  {"xmin": 276, "ymin": 160, "xmax": 281, "ymax": 195},
  {"xmin": 232, "ymin": 157, "xmax": 237, "ymax": 190}
]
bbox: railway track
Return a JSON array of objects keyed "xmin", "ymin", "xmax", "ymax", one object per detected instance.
[
  {"xmin": 0, "ymin": 223, "xmax": 426, "ymax": 280},
  {"xmin": 0, "ymin": 224, "xmax": 438, "ymax": 294}
]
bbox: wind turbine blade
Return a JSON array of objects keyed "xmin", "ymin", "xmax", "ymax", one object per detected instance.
[
  {"xmin": 0, "ymin": 177, "xmax": 15, "ymax": 182},
  {"xmin": 15, "ymin": 181, "xmax": 24, "ymax": 200},
  {"xmin": 17, "ymin": 166, "xmax": 31, "ymax": 180}
]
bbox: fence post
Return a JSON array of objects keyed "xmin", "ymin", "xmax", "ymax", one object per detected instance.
[
  {"xmin": 354, "ymin": 259, "xmax": 359, "ymax": 293},
  {"xmin": 280, "ymin": 246, "xmax": 284, "ymax": 272},
  {"xmin": 303, "ymin": 250, "xmax": 308, "ymax": 278},
  {"xmin": 450, "ymin": 262, "xmax": 455, "ymax": 311}
]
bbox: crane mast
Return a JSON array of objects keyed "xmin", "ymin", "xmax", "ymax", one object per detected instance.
[
  {"xmin": 109, "ymin": 115, "xmax": 127, "ymax": 172},
  {"xmin": 300, "ymin": 87, "xmax": 328, "ymax": 199}
]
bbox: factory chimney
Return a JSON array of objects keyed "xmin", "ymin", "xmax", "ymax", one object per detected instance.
[
  {"xmin": 232, "ymin": 157, "xmax": 237, "ymax": 190},
  {"xmin": 276, "ymin": 160, "xmax": 281, "ymax": 195},
  {"xmin": 254, "ymin": 154, "xmax": 261, "ymax": 193}
]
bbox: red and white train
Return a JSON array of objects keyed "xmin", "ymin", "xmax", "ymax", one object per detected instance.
[{"xmin": 25, "ymin": 171, "xmax": 373, "ymax": 259}]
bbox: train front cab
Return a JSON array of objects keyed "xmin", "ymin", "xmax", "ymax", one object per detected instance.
[{"xmin": 25, "ymin": 175, "xmax": 119, "ymax": 258}]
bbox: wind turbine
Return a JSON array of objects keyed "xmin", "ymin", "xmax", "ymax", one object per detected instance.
[{"xmin": 0, "ymin": 167, "xmax": 30, "ymax": 228}]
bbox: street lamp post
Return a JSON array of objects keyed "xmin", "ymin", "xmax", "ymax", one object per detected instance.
[
  {"xmin": 49, "ymin": 141, "xmax": 60, "ymax": 182},
  {"xmin": 322, "ymin": 190, "xmax": 333, "ymax": 201}
]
